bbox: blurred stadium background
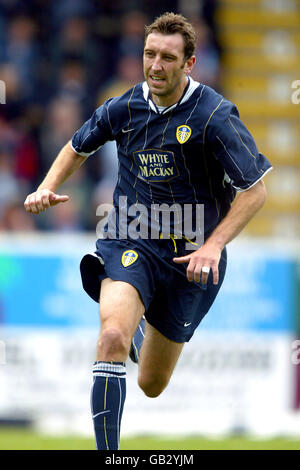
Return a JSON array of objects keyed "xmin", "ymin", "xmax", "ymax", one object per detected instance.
[{"xmin": 0, "ymin": 0, "xmax": 300, "ymax": 450}]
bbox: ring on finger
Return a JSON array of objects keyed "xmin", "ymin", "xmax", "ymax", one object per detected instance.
[{"xmin": 201, "ymin": 266, "xmax": 210, "ymax": 274}]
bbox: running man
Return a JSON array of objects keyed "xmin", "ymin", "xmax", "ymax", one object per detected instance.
[{"xmin": 24, "ymin": 12, "xmax": 272, "ymax": 450}]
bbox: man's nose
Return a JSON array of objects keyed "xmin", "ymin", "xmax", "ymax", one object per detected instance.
[{"xmin": 151, "ymin": 57, "xmax": 163, "ymax": 71}]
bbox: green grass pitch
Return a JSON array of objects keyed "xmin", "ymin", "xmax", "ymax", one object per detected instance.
[{"xmin": 0, "ymin": 428, "xmax": 300, "ymax": 450}]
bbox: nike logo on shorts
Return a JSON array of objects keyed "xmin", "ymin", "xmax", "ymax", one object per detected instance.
[
  {"xmin": 184, "ymin": 322, "xmax": 192, "ymax": 327},
  {"xmin": 122, "ymin": 128, "xmax": 135, "ymax": 133}
]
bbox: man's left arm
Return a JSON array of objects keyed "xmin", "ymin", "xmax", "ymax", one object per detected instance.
[{"xmin": 173, "ymin": 179, "xmax": 267, "ymax": 284}]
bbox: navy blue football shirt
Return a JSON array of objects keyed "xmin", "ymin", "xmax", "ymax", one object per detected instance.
[{"xmin": 72, "ymin": 77, "xmax": 272, "ymax": 239}]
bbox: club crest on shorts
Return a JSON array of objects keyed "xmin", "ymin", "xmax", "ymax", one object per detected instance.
[
  {"xmin": 121, "ymin": 250, "xmax": 138, "ymax": 267},
  {"xmin": 176, "ymin": 125, "xmax": 192, "ymax": 144}
]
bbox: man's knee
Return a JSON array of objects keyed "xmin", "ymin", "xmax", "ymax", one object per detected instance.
[
  {"xmin": 97, "ymin": 327, "xmax": 130, "ymax": 360},
  {"xmin": 138, "ymin": 373, "xmax": 169, "ymax": 398}
]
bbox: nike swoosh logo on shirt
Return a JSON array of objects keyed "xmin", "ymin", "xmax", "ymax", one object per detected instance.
[
  {"xmin": 184, "ymin": 322, "xmax": 192, "ymax": 327},
  {"xmin": 92, "ymin": 410, "xmax": 111, "ymax": 419},
  {"xmin": 122, "ymin": 128, "xmax": 135, "ymax": 133}
]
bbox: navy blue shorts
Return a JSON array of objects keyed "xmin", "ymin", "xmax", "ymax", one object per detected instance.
[{"xmin": 80, "ymin": 237, "xmax": 227, "ymax": 343}]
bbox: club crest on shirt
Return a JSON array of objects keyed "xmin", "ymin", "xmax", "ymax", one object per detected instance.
[
  {"xmin": 176, "ymin": 125, "xmax": 192, "ymax": 144},
  {"xmin": 121, "ymin": 250, "xmax": 139, "ymax": 267}
]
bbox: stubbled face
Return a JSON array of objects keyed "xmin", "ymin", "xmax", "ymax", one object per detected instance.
[{"xmin": 143, "ymin": 32, "xmax": 195, "ymax": 106}]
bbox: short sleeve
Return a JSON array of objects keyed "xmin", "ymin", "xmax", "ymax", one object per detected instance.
[
  {"xmin": 207, "ymin": 102, "xmax": 272, "ymax": 191},
  {"xmin": 71, "ymin": 100, "xmax": 114, "ymax": 157}
]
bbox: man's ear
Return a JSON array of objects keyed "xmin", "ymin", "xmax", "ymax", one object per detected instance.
[{"xmin": 184, "ymin": 55, "xmax": 196, "ymax": 74}]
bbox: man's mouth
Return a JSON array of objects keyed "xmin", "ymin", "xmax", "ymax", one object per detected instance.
[{"xmin": 149, "ymin": 75, "xmax": 166, "ymax": 85}]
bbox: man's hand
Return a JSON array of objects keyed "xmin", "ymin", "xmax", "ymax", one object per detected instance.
[
  {"xmin": 173, "ymin": 241, "xmax": 222, "ymax": 285},
  {"xmin": 173, "ymin": 181, "xmax": 267, "ymax": 285},
  {"xmin": 24, "ymin": 189, "xmax": 69, "ymax": 214}
]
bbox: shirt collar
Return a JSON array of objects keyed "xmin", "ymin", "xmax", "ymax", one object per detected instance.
[{"xmin": 142, "ymin": 76, "xmax": 201, "ymax": 114}]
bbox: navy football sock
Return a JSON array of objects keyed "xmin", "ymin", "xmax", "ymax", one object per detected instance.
[
  {"xmin": 91, "ymin": 361, "xmax": 126, "ymax": 450},
  {"xmin": 129, "ymin": 316, "xmax": 145, "ymax": 363}
]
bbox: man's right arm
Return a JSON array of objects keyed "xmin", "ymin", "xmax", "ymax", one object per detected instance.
[{"xmin": 24, "ymin": 140, "xmax": 87, "ymax": 214}]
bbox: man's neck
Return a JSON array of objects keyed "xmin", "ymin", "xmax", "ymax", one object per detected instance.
[{"xmin": 151, "ymin": 75, "xmax": 189, "ymax": 107}]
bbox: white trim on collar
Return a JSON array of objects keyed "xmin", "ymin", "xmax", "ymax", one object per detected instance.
[{"xmin": 142, "ymin": 76, "xmax": 201, "ymax": 114}]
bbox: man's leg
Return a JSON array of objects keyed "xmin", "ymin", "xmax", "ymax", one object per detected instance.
[
  {"xmin": 137, "ymin": 321, "xmax": 185, "ymax": 398},
  {"xmin": 91, "ymin": 278, "xmax": 144, "ymax": 450},
  {"xmin": 129, "ymin": 316, "xmax": 146, "ymax": 363}
]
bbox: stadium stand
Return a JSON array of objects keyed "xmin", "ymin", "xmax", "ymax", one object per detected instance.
[{"xmin": 216, "ymin": 0, "xmax": 300, "ymax": 237}]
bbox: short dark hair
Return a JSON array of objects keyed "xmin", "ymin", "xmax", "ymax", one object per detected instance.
[{"xmin": 145, "ymin": 12, "xmax": 196, "ymax": 60}]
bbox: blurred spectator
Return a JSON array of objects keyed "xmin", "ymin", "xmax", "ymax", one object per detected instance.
[
  {"xmin": 39, "ymin": 97, "xmax": 82, "ymax": 169},
  {"xmin": 0, "ymin": 15, "xmax": 40, "ymax": 100},
  {"xmin": 0, "ymin": 116, "xmax": 39, "ymax": 188},
  {"xmin": 49, "ymin": 0, "xmax": 94, "ymax": 30},
  {"xmin": 97, "ymin": 54, "xmax": 144, "ymax": 105},
  {"xmin": 50, "ymin": 16, "xmax": 100, "ymax": 94},
  {"xmin": 0, "ymin": 114, "xmax": 39, "ymax": 233},
  {"xmin": 0, "ymin": 136, "xmax": 37, "ymax": 232},
  {"xmin": 0, "ymin": 202, "xmax": 37, "ymax": 231},
  {"xmin": 0, "ymin": 12, "xmax": 6, "ymax": 46},
  {"xmin": 190, "ymin": 19, "xmax": 221, "ymax": 90},
  {"xmin": 0, "ymin": 145, "xmax": 20, "ymax": 221},
  {"xmin": 14, "ymin": 133, "xmax": 39, "ymax": 185},
  {"xmin": 201, "ymin": 0, "xmax": 221, "ymax": 56},
  {"xmin": 53, "ymin": 16, "xmax": 96, "ymax": 64},
  {"xmin": 37, "ymin": 96, "xmax": 95, "ymax": 231},
  {"xmin": 119, "ymin": 10, "xmax": 148, "ymax": 58},
  {"xmin": 93, "ymin": 3, "xmax": 123, "ymax": 84},
  {"xmin": 51, "ymin": 60, "xmax": 94, "ymax": 117}
]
